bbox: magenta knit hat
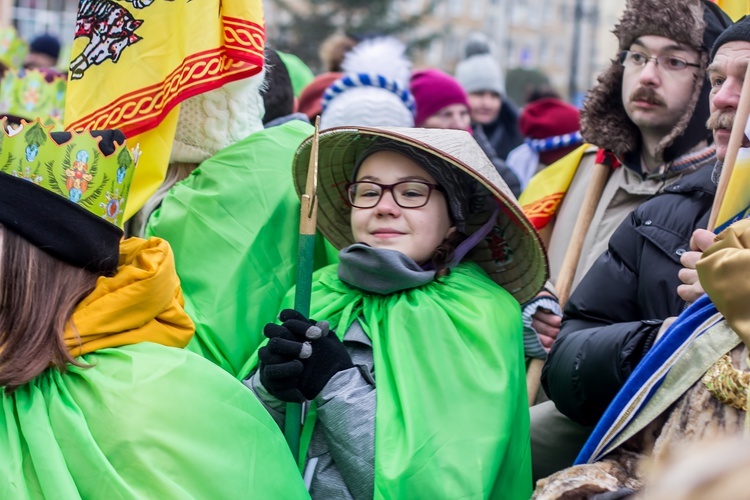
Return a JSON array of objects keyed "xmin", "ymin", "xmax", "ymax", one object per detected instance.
[{"xmin": 410, "ymin": 69, "xmax": 470, "ymax": 127}]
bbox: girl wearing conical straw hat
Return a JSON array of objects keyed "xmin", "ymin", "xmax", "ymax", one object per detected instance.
[{"xmin": 245, "ymin": 125, "xmax": 548, "ymax": 499}]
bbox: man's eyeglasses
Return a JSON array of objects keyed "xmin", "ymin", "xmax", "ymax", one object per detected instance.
[
  {"xmin": 345, "ymin": 180, "xmax": 444, "ymax": 209},
  {"xmin": 619, "ymin": 50, "xmax": 701, "ymax": 72}
]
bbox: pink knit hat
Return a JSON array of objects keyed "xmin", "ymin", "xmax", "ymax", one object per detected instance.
[{"xmin": 410, "ymin": 69, "xmax": 470, "ymax": 127}]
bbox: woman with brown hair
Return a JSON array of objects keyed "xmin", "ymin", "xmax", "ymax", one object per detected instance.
[
  {"xmin": 0, "ymin": 120, "xmax": 307, "ymax": 498},
  {"xmin": 244, "ymin": 126, "xmax": 549, "ymax": 499}
]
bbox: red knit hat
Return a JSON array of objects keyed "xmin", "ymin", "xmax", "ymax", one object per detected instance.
[
  {"xmin": 410, "ymin": 69, "xmax": 470, "ymax": 127},
  {"xmin": 519, "ymin": 97, "xmax": 581, "ymax": 165},
  {"xmin": 298, "ymin": 72, "xmax": 342, "ymax": 120},
  {"xmin": 519, "ymin": 97, "xmax": 580, "ymax": 140}
]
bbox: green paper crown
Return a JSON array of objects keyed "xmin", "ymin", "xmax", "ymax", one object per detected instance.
[
  {"xmin": 0, "ymin": 69, "xmax": 67, "ymax": 130},
  {"xmin": 0, "ymin": 120, "xmax": 137, "ymax": 228},
  {"xmin": 0, "ymin": 27, "xmax": 27, "ymax": 70}
]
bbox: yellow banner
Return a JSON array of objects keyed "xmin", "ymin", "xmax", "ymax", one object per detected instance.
[
  {"xmin": 518, "ymin": 144, "xmax": 590, "ymax": 230},
  {"xmin": 716, "ymin": 0, "xmax": 750, "ymax": 21},
  {"xmin": 63, "ymin": 0, "xmax": 265, "ymax": 219},
  {"xmin": 716, "ymin": 148, "xmax": 750, "ymax": 231}
]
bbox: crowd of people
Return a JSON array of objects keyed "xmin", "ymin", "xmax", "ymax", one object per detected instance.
[{"xmin": 2, "ymin": 0, "xmax": 750, "ymax": 497}]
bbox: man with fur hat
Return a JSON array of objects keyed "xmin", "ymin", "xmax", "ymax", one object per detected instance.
[
  {"xmin": 525, "ymin": 0, "xmax": 731, "ymax": 482},
  {"xmin": 533, "ymin": 15, "xmax": 750, "ymax": 498}
]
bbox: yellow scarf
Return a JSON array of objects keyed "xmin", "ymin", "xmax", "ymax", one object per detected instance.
[{"xmin": 64, "ymin": 237, "xmax": 194, "ymax": 356}]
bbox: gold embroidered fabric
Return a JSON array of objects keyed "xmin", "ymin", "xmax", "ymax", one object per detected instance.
[{"xmin": 702, "ymin": 353, "xmax": 750, "ymax": 412}]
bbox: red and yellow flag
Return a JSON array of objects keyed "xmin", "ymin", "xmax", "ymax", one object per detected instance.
[
  {"xmin": 518, "ymin": 144, "xmax": 590, "ymax": 230},
  {"xmin": 714, "ymin": 0, "xmax": 750, "ymax": 21},
  {"xmin": 63, "ymin": 0, "xmax": 265, "ymax": 219}
]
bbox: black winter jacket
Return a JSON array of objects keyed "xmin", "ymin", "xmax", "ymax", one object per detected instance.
[
  {"xmin": 474, "ymin": 98, "xmax": 524, "ymax": 161},
  {"xmin": 541, "ymin": 164, "xmax": 716, "ymax": 426}
]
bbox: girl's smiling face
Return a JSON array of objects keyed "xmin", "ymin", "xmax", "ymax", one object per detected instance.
[{"xmin": 349, "ymin": 150, "xmax": 455, "ymax": 264}]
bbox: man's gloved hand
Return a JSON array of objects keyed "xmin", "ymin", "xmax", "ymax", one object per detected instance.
[{"xmin": 259, "ymin": 309, "xmax": 353, "ymax": 403}]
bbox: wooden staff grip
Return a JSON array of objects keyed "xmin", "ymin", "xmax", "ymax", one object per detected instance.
[{"xmin": 556, "ymin": 163, "xmax": 611, "ymax": 308}]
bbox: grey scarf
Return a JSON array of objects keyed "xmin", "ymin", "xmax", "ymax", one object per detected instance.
[{"xmin": 338, "ymin": 244, "xmax": 435, "ymax": 295}]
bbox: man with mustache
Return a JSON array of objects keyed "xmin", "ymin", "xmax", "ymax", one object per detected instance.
[
  {"xmin": 534, "ymin": 17, "xmax": 750, "ymax": 497},
  {"xmin": 528, "ymin": 0, "xmax": 732, "ymax": 483}
]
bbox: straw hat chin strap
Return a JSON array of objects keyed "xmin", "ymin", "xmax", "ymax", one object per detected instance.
[{"xmin": 449, "ymin": 204, "xmax": 500, "ymax": 268}]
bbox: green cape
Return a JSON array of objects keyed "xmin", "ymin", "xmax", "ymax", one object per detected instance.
[
  {"xmin": 246, "ymin": 262, "xmax": 532, "ymax": 499},
  {"xmin": 146, "ymin": 121, "xmax": 336, "ymax": 377},
  {"xmin": 0, "ymin": 343, "xmax": 308, "ymax": 498}
]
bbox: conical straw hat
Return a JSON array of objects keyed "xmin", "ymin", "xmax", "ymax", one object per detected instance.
[{"xmin": 293, "ymin": 126, "xmax": 548, "ymax": 303}]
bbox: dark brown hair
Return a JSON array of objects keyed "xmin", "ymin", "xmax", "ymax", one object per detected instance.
[
  {"xmin": 0, "ymin": 228, "xmax": 98, "ymax": 392},
  {"xmin": 431, "ymin": 231, "xmax": 469, "ymax": 279}
]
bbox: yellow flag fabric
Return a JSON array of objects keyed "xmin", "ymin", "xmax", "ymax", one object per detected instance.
[
  {"xmin": 63, "ymin": 0, "xmax": 265, "ymax": 219},
  {"xmin": 716, "ymin": 0, "xmax": 750, "ymax": 21},
  {"xmin": 716, "ymin": 147, "xmax": 750, "ymax": 232},
  {"xmin": 518, "ymin": 144, "xmax": 590, "ymax": 230}
]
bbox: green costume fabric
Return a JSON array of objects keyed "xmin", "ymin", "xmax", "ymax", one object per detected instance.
[
  {"xmin": 146, "ymin": 120, "xmax": 335, "ymax": 377},
  {"xmin": 0, "ymin": 342, "xmax": 308, "ymax": 499},
  {"xmin": 253, "ymin": 261, "xmax": 532, "ymax": 499},
  {"xmin": 277, "ymin": 51, "xmax": 315, "ymax": 97}
]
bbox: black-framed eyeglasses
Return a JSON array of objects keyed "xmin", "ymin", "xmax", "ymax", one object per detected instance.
[
  {"xmin": 619, "ymin": 50, "xmax": 701, "ymax": 72},
  {"xmin": 345, "ymin": 180, "xmax": 445, "ymax": 209}
]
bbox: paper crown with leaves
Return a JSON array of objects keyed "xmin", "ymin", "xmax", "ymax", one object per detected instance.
[
  {"xmin": 0, "ymin": 27, "xmax": 27, "ymax": 70},
  {"xmin": 0, "ymin": 120, "xmax": 139, "ymax": 274},
  {"xmin": 0, "ymin": 68, "xmax": 66, "ymax": 128}
]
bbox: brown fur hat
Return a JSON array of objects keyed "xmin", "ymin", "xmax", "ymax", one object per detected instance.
[{"xmin": 581, "ymin": 0, "xmax": 731, "ymax": 163}]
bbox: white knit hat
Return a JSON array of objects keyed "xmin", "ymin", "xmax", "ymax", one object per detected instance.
[
  {"xmin": 170, "ymin": 68, "xmax": 266, "ymax": 164},
  {"xmin": 320, "ymin": 37, "xmax": 415, "ymax": 129},
  {"xmin": 455, "ymin": 34, "xmax": 505, "ymax": 96}
]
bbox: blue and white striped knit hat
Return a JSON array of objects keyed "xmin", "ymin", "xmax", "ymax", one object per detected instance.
[
  {"xmin": 320, "ymin": 37, "xmax": 416, "ymax": 129},
  {"xmin": 525, "ymin": 131, "xmax": 583, "ymax": 153}
]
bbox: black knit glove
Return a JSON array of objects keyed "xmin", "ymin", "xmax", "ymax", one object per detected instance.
[{"xmin": 259, "ymin": 309, "xmax": 353, "ymax": 402}]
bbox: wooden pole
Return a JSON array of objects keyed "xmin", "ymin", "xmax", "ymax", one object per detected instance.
[
  {"xmin": 708, "ymin": 64, "xmax": 750, "ymax": 231},
  {"xmin": 526, "ymin": 161, "xmax": 611, "ymax": 405},
  {"xmin": 285, "ymin": 117, "xmax": 320, "ymax": 464},
  {"xmin": 556, "ymin": 163, "xmax": 611, "ymax": 306},
  {"xmin": 526, "ymin": 358, "xmax": 545, "ymax": 405}
]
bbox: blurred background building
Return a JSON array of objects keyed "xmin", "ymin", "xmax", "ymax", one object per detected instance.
[
  {"xmin": 264, "ymin": 0, "xmax": 626, "ymax": 103},
  {"xmin": 5, "ymin": 0, "xmax": 76, "ymax": 44},
  {"xmin": 4, "ymin": 0, "xmax": 626, "ymax": 103}
]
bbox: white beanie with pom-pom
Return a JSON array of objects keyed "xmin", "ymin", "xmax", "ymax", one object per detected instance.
[{"xmin": 320, "ymin": 37, "xmax": 415, "ymax": 129}]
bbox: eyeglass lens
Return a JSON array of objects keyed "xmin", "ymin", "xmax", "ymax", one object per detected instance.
[
  {"xmin": 348, "ymin": 181, "xmax": 433, "ymax": 208},
  {"xmin": 621, "ymin": 51, "xmax": 694, "ymax": 71}
]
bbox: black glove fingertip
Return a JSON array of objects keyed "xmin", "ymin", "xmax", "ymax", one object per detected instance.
[
  {"xmin": 268, "ymin": 337, "xmax": 305, "ymax": 358},
  {"xmin": 263, "ymin": 323, "xmax": 287, "ymax": 339},
  {"xmin": 279, "ymin": 309, "xmax": 307, "ymax": 323}
]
